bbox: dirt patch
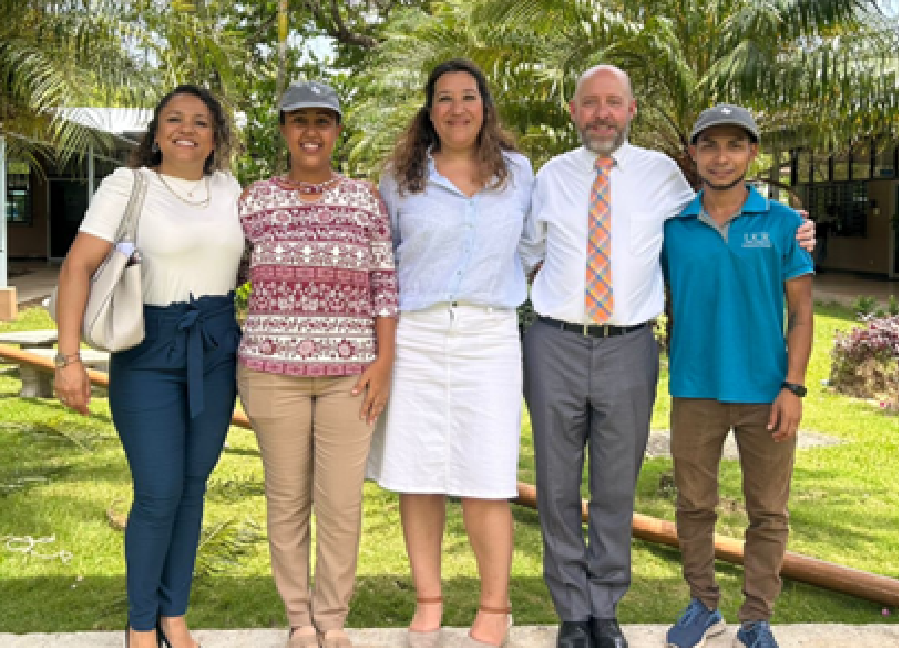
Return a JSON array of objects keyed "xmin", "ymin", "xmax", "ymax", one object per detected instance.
[{"xmin": 646, "ymin": 429, "xmax": 843, "ymax": 460}]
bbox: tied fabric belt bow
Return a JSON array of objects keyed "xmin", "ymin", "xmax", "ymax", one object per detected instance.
[{"xmin": 176, "ymin": 301, "xmax": 218, "ymax": 419}]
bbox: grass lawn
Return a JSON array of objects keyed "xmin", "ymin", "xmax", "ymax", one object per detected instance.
[{"xmin": 0, "ymin": 303, "xmax": 896, "ymax": 632}]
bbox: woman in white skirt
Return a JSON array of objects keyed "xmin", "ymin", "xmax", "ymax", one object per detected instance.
[{"xmin": 367, "ymin": 58, "xmax": 533, "ymax": 648}]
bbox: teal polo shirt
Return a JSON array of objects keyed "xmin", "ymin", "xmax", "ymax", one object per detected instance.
[{"xmin": 661, "ymin": 186, "xmax": 813, "ymax": 403}]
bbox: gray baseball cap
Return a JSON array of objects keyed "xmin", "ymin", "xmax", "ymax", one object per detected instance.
[
  {"xmin": 279, "ymin": 80, "xmax": 341, "ymax": 120},
  {"xmin": 690, "ymin": 103, "xmax": 759, "ymax": 144}
]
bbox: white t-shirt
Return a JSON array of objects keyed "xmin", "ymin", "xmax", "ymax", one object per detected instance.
[{"xmin": 79, "ymin": 166, "xmax": 245, "ymax": 307}]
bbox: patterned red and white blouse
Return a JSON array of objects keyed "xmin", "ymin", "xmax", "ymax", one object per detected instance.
[{"xmin": 238, "ymin": 175, "xmax": 399, "ymax": 377}]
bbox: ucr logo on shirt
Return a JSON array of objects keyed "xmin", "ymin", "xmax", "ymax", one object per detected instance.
[{"xmin": 742, "ymin": 232, "xmax": 771, "ymax": 248}]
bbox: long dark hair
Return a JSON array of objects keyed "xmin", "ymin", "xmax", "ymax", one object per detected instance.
[
  {"xmin": 131, "ymin": 84, "xmax": 233, "ymax": 174},
  {"xmin": 388, "ymin": 58, "xmax": 517, "ymax": 194}
]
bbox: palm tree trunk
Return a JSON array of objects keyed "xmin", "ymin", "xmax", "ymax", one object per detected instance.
[{"xmin": 276, "ymin": 0, "xmax": 289, "ymax": 172}]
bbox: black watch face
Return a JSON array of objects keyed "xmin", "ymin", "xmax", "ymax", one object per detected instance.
[{"xmin": 785, "ymin": 383, "xmax": 807, "ymax": 397}]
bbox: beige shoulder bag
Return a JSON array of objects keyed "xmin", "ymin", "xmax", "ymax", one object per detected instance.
[{"xmin": 49, "ymin": 168, "xmax": 148, "ymax": 352}]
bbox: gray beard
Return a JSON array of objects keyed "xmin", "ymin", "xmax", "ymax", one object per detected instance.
[{"xmin": 579, "ymin": 124, "xmax": 628, "ymax": 155}]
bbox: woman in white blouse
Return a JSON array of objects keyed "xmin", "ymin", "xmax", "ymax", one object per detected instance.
[
  {"xmin": 367, "ymin": 59, "xmax": 533, "ymax": 648},
  {"xmin": 54, "ymin": 85, "xmax": 244, "ymax": 648}
]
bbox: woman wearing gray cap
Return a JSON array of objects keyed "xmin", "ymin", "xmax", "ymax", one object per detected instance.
[{"xmin": 236, "ymin": 80, "xmax": 398, "ymax": 648}]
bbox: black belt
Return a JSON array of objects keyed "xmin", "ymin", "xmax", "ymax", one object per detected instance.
[{"xmin": 537, "ymin": 315, "xmax": 648, "ymax": 338}]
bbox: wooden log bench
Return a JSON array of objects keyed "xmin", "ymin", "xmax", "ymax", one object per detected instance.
[
  {"xmin": 0, "ymin": 333, "xmax": 110, "ymax": 398},
  {"xmin": 21, "ymin": 348, "xmax": 110, "ymax": 398},
  {"xmin": 0, "ymin": 329, "xmax": 58, "ymax": 350},
  {"xmin": 0, "ymin": 330, "xmax": 59, "ymax": 397}
]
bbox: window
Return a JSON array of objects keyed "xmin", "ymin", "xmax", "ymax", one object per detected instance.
[
  {"xmin": 796, "ymin": 149, "xmax": 811, "ymax": 184},
  {"xmin": 831, "ymin": 153, "xmax": 850, "ymax": 182},
  {"xmin": 6, "ymin": 161, "xmax": 32, "ymax": 225},
  {"xmin": 874, "ymin": 142, "xmax": 896, "ymax": 178},
  {"xmin": 851, "ymin": 140, "xmax": 872, "ymax": 180},
  {"xmin": 805, "ymin": 182, "xmax": 868, "ymax": 237},
  {"xmin": 811, "ymin": 152, "xmax": 830, "ymax": 183}
]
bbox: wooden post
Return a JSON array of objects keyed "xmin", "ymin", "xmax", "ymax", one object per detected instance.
[{"xmin": 0, "ymin": 136, "xmax": 16, "ymax": 321}]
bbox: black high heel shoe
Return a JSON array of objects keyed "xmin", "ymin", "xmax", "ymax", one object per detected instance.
[
  {"xmin": 156, "ymin": 616, "xmax": 202, "ymax": 648},
  {"xmin": 125, "ymin": 624, "xmax": 161, "ymax": 648},
  {"xmin": 156, "ymin": 617, "xmax": 169, "ymax": 648}
]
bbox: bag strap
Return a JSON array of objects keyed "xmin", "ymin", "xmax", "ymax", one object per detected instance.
[{"xmin": 112, "ymin": 168, "xmax": 149, "ymax": 244}]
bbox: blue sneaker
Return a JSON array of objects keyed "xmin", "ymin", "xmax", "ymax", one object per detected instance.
[
  {"xmin": 665, "ymin": 598, "xmax": 726, "ymax": 648},
  {"xmin": 733, "ymin": 621, "xmax": 779, "ymax": 648}
]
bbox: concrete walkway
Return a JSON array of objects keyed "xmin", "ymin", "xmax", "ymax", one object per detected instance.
[{"xmin": 3, "ymin": 625, "xmax": 899, "ymax": 648}]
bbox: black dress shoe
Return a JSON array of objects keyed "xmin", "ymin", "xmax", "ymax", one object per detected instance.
[
  {"xmin": 590, "ymin": 617, "xmax": 627, "ymax": 648},
  {"xmin": 556, "ymin": 620, "xmax": 593, "ymax": 648}
]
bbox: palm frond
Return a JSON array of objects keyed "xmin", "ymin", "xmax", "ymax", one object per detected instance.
[
  {"xmin": 0, "ymin": 0, "xmax": 251, "ymax": 166},
  {"xmin": 193, "ymin": 518, "xmax": 265, "ymax": 582}
]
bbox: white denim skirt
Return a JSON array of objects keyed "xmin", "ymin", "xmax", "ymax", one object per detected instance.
[{"xmin": 366, "ymin": 302, "xmax": 522, "ymax": 498}]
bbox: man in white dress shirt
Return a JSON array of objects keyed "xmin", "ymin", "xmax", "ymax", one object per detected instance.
[{"xmin": 519, "ymin": 64, "xmax": 696, "ymax": 648}]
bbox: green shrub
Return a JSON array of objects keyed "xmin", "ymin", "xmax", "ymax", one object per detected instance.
[
  {"xmin": 829, "ymin": 315, "xmax": 899, "ymax": 412},
  {"xmin": 851, "ymin": 295, "xmax": 878, "ymax": 318},
  {"xmin": 235, "ymin": 281, "xmax": 252, "ymax": 324}
]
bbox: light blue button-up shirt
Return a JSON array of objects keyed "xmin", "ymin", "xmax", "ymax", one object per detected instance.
[{"xmin": 379, "ymin": 151, "xmax": 534, "ymax": 311}]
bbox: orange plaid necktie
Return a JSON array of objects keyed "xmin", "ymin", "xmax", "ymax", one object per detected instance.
[{"xmin": 586, "ymin": 155, "xmax": 614, "ymax": 323}]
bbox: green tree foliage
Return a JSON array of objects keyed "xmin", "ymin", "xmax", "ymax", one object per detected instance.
[
  {"xmin": 343, "ymin": 0, "xmax": 573, "ymax": 176},
  {"xmin": 0, "ymin": 0, "xmax": 249, "ymax": 168},
  {"xmin": 4, "ymin": 1, "xmax": 894, "ymax": 185},
  {"xmin": 344, "ymin": 0, "xmax": 899, "ymax": 179},
  {"xmin": 225, "ymin": 0, "xmax": 433, "ymax": 184}
]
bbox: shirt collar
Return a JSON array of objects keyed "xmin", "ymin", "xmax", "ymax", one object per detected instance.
[
  {"xmin": 681, "ymin": 184, "xmax": 769, "ymax": 218},
  {"xmin": 426, "ymin": 147, "xmax": 512, "ymax": 195},
  {"xmin": 576, "ymin": 141, "xmax": 633, "ymax": 171},
  {"xmin": 425, "ymin": 148, "xmax": 464, "ymax": 194}
]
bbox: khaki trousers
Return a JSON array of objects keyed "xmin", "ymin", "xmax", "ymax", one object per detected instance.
[
  {"xmin": 238, "ymin": 366, "xmax": 373, "ymax": 632},
  {"xmin": 670, "ymin": 397, "xmax": 797, "ymax": 622}
]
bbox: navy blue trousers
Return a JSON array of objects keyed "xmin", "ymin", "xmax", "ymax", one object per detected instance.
[{"xmin": 109, "ymin": 293, "xmax": 239, "ymax": 630}]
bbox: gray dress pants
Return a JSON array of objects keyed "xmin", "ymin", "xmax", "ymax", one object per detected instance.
[{"xmin": 523, "ymin": 319, "xmax": 658, "ymax": 620}]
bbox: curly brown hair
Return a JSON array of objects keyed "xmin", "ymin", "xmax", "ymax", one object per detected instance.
[
  {"xmin": 131, "ymin": 84, "xmax": 233, "ymax": 174},
  {"xmin": 388, "ymin": 59, "xmax": 518, "ymax": 194}
]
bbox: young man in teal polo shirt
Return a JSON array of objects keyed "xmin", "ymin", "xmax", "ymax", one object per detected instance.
[{"xmin": 661, "ymin": 104, "xmax": 814, "ymax": 648}]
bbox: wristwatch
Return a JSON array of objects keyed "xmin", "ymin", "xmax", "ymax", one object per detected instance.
[
  {"xmin": 781, "ymin": 381, "xmax": 807, "ymax": 397},
  {"xmin": 53, "ymin": 352, "xmax": 82, "ymax": 369}
]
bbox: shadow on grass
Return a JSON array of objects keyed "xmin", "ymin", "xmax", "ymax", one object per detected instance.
[
  {"xmin": 220, "ymin": 445, "xmax": 261, "ymax": 458},
  {"xmin": 10, "ymin": 396, "xmax": 116, "ymax": 425},
  {"xmin": 813, "ymin": 302, "xmax": 864, "ymax": 324},
  {"xmin": 0, "ymin": 573, "xmax": 558, "ymax": 633},
  {"xmin": 2, "ymin": 560, "xmax": 895, "ymax": 633},
  {"xmin": 627, "ymin": 539, "xmax": 895, "ymax": 625},
  {"xmin": 788, "ymin": 463, "xmax": 899, "ymax": 557}
]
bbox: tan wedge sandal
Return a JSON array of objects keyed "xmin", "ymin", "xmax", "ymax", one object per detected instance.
[
  {"xmin": 461, "ymin": 605, "xmax": 513, "ymax": 648},
  {"xmin": 287, "ymin": 626, "xmax": 319, "ymax": 648},
  {"xmin": 319, "ymin": 628, "xmax": 352, "ymax": 648},
  {"xmin": 407, "ymin": 596, "xmax": 443, "ymax": 648}
]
